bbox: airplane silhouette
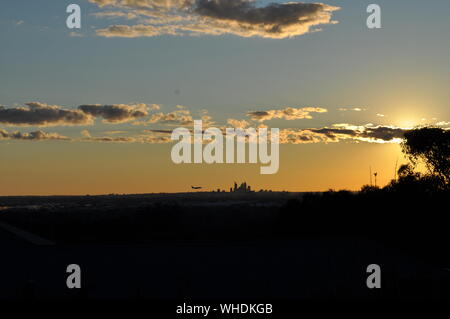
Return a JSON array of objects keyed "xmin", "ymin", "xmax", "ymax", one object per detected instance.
[{"xmin": 191, "ymin": 186, "xmax": 202, "ymax": 190}]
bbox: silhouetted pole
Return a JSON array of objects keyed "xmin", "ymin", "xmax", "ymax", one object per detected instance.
[{"xmin": 394, "ymin": 158, "xmax": 398, "ymax": 181}]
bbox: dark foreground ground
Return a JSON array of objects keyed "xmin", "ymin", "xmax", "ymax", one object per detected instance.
[{"xmin": 1, "ymin": 192, "xmax": 449, "ymax": 299}]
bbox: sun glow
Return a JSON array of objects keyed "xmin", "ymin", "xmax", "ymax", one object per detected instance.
[{"xmin": 398, "ymin": 119, "xmax": 418, "ymax": 129}]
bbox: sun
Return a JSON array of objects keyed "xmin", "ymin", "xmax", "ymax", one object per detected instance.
[{"xmin": 398, "ymin": 119, "xmax": 418, "ymax": 129}]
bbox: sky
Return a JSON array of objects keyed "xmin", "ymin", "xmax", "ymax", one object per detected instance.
[{"xmin": 1, "ymin": 0, "xmax": 449, "ymax": 195}]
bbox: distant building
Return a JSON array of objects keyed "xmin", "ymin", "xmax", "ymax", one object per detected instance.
[{"xmin": 231, "ymin": 182, "xmax": 253, "ymax": 193}]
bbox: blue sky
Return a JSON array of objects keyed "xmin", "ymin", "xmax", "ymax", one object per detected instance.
[{"xmin": 1, "ymin": 0, "xmax": 449, "ymax": 126}]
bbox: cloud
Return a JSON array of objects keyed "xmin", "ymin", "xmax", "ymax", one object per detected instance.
[
  {"xmin": 103, "ymin": 130, "xmax": 130, "ymax": 134},
  {"xmin": 338, "ymin": 107, "xmax": 366, "ymax": 112},
  {"xmin": 356, "ymin": 126, "xmax": 406, "ymax": 142},
  {"xmin": 0, "ymin": 129, "xmax": 70, "ymax": 141},
  {"xmin": 143, "ymin": 129, "xmax": 173, "ymax": 134},
  {"xmin": 247, "ymin": 106, "xmax": 327, "ymax": 122},
  {"xmin": 279, "ymin": 124, "xmax": 408, "ymax": 144},
  {"xmin": 194, "ymin": 0, "xmax": 338, "ymax": 37},
  {"xmin": 82, "ymin": 131, "xmax": 172, "ymax": 143},
  {"xmin": 92, "ymin": 11, "xmax": 139, "ymax": 19},
  {"xmin": 0, "ymin": 102, "xmax": 161, "ymax": 126},
  {"xmin": 141, "ymin": 134, "xmax": 173, "ymax": 143},
  {"xmin": 96, "ymin": 24, "xmax": 178, "ymax": 37},
  {"xmin": 0, "ymin": 127, "xmax": 172, "ymax": 144},
  {"xmin": 81, "ymin": 129, "xmax": 92, "ymax": 138},
  {"xmin": 78, "ymin": 103, "xmax": 150, "ymax": 123},
  {"xmin": 82, "ymin": 136, "xmax": 139, "ymax": 143},
  {"xmin": 133, "ymin": 106, "xmax": 195, "ymax": 126},
  {"xmin": 1, "ymin": 99, "xmax": 413, "ymax": 145},
  {"xmin": 88, "ymin": 0, "xmax": 190, "ymax": 9},
  {"xmin": 77, "ymin": 124, "xmax": 410, "ymax": 144},
  {"xmin": 90, "ymin": 0, "xmax": 340, "ymax": 39},
  {"xmin": 1, "ymin": 120, "xmax": 410, "ymax": 145},
  {"xmin": 279, "ymin": 128, "xmax": 334, "ymax": 144},
  {"xmin": 69, "ymin": 31, "xmax": 84, "ymax": 37},
  {"xmin": 436, "ymin": 121, "xmax": 450, "ymax": 127},
  {"xmin": 227, "ymin": 118, "xmax": 249, "ymax": 128},
  {"xmin": 0, "ymin": 102, "xmax": 93, "ymax": 127},
  {"xmin": 148, "ymin": 104, "xmax": 161, "ymax": 110}
]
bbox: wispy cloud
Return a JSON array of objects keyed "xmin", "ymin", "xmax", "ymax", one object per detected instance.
[
  {"xmin": 92, "ymin": 11, "xmax": 138, "ymax": 20},
  {"xmin": 69, "ymin": 31, "xmax": 84, "ymax": 37},
  {"xmin": 81, "ymin": 131, "xmax": 172, "ymax": 143},
  {"xmin": 338, "ymin": 107, "xmax": 366, "ymax": 112}
]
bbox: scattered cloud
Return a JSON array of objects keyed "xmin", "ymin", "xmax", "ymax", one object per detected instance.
[
  {"xmin": 0, "ymin": 129, "xmax": 69, "ymax": 141},
  {"xmin": 247, "ymin": 106, "xmax": 327, "ymax": 122},
  {"xmin": 0, "ymin": 102, "xmax": 160, "ymax": 126},
  {"xmin": 148, "ymin": 109, "xmax": 193, "ymax": 126},
  {"xmin": 89, "ymin": 0, "xmax": 340, "ymax": 39},
  {"xmin": 0, "ymin": 122, "xmax": 410, "ymax": 145},
  {"xmin": 1, "ymin": 101, "xmax": 432, "ymax": 145},
  {"xmin": 0, "ymin": 102, "xmax": 93, "ymax": 127},
  {"xmin": 133, "ymin": 106, "xmax": 209, "ymax": 126},
  {"xmin": 0, "ymin": 128, "xmax": 171, "ymax": 144},
  {"xmin": 280, "ymin": 124, "xmax": 407, "ymax": 144},
  {"xmin": 78, "ymin": 103, "xmax": 150, "ymax": 123}
]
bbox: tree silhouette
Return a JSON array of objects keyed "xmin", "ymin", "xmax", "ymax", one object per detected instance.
[{"xmin": 401, "ymin": 127, "xmax": 450, "ymax": 185}]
